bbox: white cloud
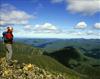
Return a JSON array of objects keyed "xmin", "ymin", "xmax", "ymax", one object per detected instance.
[
  {"xmin": 24, "ymin": 22, "xmax": 58, "ymax": 32},
  {"xmin": 74, "ymin": 31, "xmax": 84, "ymax": 35},
  {"xmin": 0, "ymin": 11, "xmax": 32, "ymax": 25},
  {"xmin": 22, "ymin": 23, "xmax": 60, "ymax": 33},
  {"xmin": 50, "ymin": 0, "xmax": 100, "ymax": 15},
  {"xmin": 86, "ymin": 30, "xmax": 94, "ymax": 35},
  {"xmin": 0, "ymin": 4, "xmax": 33, "ymax": 26},
  {"xmin": 67, "ymin": 30, "xmax": 100, "ymax": 39},
  {"xmin": 11, "ymin": 25, "xmax": 100, "ymax": 39},
  {"xmin": 75, "ymin": 21, "xmax": 87, "ymax": 29},
  {"xmin": 33, "ymin": 23, "xmax": 58, "ymax": 32},
  {"xmin": 24, "ymin": 25, "xmax": 33, "ymax": 31},
  {"xmin": 66, "ymin": 0, "xmax": 100, "ymax": 15},
  {"xmin": 0, "ymin": 27, "xmax": 6, "ymax": 31},
  {"xmin": 0, "ymin": 21, "xmax": 5, "ymax": 25},
  {"xmin": 51, "ymin": 0, "xmax": 64, "ymax": 3},
  {"xmin": 94, "ymin": 23, "xmax": 100, "ymax": 29}
]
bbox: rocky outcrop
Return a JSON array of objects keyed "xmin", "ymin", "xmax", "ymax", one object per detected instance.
[{"xmin": 0, "ymin": 57, "xmax": 65, "ymax": 79}]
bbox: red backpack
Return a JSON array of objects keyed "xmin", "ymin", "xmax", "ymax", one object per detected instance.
[
  {"xmin": 3, "ymin": 32, "xmax": 13, "ymax": 40},
  {"xmin": 5, "ymin": 33, "xmax": 13, "ymax": 39}
]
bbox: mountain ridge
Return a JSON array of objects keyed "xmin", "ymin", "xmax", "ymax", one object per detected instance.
[{"xmin": 0, "ymin": 42, "xmax": 88, "ymax": 79}]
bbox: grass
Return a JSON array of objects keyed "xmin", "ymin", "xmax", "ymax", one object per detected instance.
[{"xmin": 0, "ymin": 42, "xmax": 88, "ymax": 79}]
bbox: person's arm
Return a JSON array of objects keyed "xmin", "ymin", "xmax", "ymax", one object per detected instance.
[{"xmin": 2, "ymin": 32, "xmax": 4, "ymax": 39}]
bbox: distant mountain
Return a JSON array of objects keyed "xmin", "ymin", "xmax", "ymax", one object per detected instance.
[
  {"xmin": 0, "ymin": 38, "xmax": 100, "ymax": 59},
  {"xmin": 42, "ymin": 39, "xmax": 100, "ymax": 59}
]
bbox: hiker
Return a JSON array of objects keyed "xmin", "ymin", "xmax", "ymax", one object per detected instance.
[{"xmin": 2, "ymin": 26, "xmax": 13, "ymax": 62}]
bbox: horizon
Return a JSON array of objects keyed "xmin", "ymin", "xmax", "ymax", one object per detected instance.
[
  {"xmin": 0, "ymin": 36, "xmax": 100, "ymax": 40},
  {"xmin": 0, "ymin": 0, "xmax": 100, "ymax": 39}
]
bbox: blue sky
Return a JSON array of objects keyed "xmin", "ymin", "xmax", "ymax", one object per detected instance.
[{"xmin": 0, "ymin": 0, "xmax": 100, "ymax": 39}]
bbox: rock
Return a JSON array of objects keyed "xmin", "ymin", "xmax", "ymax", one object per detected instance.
[{"xmin": 0, "ymin": 57, "xmax": 65, "ymax": 79}]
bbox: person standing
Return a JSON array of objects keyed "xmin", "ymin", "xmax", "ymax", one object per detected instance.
[{"xmin": 2, "ymin": 26, "xmax": 13, "ymax": 62}]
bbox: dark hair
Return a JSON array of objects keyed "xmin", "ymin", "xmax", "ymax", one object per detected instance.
[{"xmin": 7, "ymin": 27, "xmax": 13, "ymax": 33}]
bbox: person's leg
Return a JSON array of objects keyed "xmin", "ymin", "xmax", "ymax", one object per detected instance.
[
  {"xmin": 5, "ymin": 44, "xmax": 13, "ymax": 61},
  {"xmin": 5, "ymin": 44, "xmax": 9, "ymax": 61},
  {"xmin": 6, "ymin": 49, "xmax": 9, "ymax": 61}
]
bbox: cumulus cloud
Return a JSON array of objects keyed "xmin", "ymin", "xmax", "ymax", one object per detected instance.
[
  {"xmin": 0, "ymin": 4, "xmax": 33, "ymax": 26},
  {"xmin": 75, "ymin": 21, "xmax": 87, "ymax": 29},
  {"xmin": 85, "ymin": 30, "xmax": 94, "ymax": 35},
  {"xmin": 24, "ymin": 25, "xmax": 33, "ymax": 31},
  {"xmin": 33, "ymin": 23, "xmax": 58, "ymax": 32},
  {"xmin": 94, "ymin": 23, "xmax": 100, "ymax": 29},
  {"xmin": 51, "ymin": 0, "xmax": 64, "ymax": 3},
  {"xmin": 50, "ymin": 0, "xmax": 100, "ymax": 15},
  {"xmin": 0, "ymin": 21, "xmax": 6, "ymax": 26},
  {"xmin": 66, "ymin": 30, "xmax": 100, "ymax": 39},
  {"xmin": 66, "ymin": 0, "xmax": 100, "ymax": 15},
  {"xmin": 21, "ymin": 23, "xmax": 60, "ymax": 33}
]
